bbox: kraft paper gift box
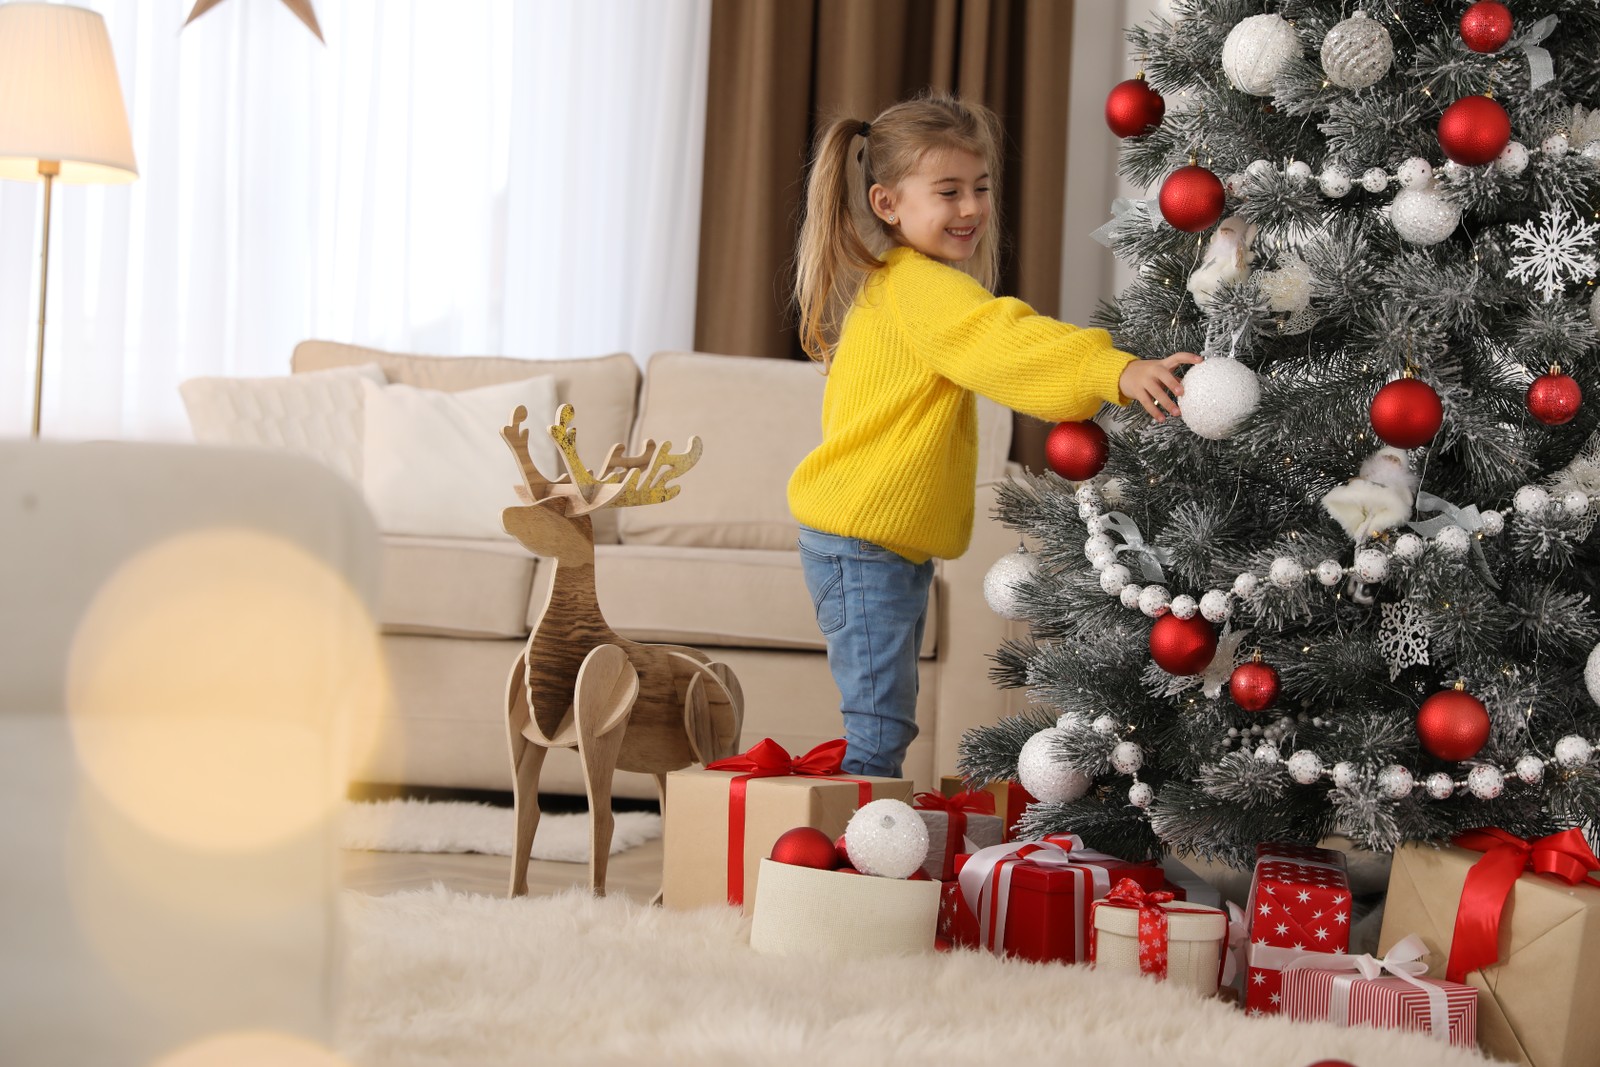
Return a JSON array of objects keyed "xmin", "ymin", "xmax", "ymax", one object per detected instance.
[
  {"xmin": 1378, "ymin": 831, "xmax": 1600, "ymax": 1067},
  {"xmin": 661, "ymin": 739, "xmax": 911, "ymax": 912},
  {"xmin": 1244, "ymin": 842, "xmax": 1352, "ymax": 1015},
  {"xmin": 940, "ymin": 775, "xmax": 1034, "ymax": 841},
  {"xmin": 1280, "ymin": 935, "xmax": 1477, "ymax": 1048},
  {"xmin": 749, "ymin": 858, "xmax": 940, "ymax": 960},
  {"xmin": 1090, "ymin": 878, "xmax": 1229, "ymax": 996},
  {"xmin": 913, "ymin": 790, "xmax": 1003, "ymax": 881}
]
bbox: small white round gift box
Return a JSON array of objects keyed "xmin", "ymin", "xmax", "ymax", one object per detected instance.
[
  {"xmin": 1091, "ymin": 897, "xmax": 1228, "ymax": 996},
  {"xmin": 748, "ymin": 858, "xmax": 941, "ymax": 959}
]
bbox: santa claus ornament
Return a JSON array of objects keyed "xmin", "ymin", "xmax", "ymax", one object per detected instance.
[
  {"xmin": 1106, "ymin": 74, "xmax": 1165, "ymax": 138},
  {"xmin": 1526, "ymin": 366, "xmax": 1583, "ymax": 425}
]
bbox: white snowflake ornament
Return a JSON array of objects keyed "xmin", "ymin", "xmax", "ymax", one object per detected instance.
[
  {"xmin": 1378, "ymin": 601, "xmax": 1430, "ymax": 681},
  {"xmin": 1508, "ymin": 206, "xmax": 1600, "ymax": 302}
]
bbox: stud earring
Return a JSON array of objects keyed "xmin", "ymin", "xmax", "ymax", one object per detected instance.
[{"xmin": 887, "ymin": 214, "xmax": 897, "ymax": 224}]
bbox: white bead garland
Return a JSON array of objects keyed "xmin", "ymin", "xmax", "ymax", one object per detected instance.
[
  {"xmin": 1563, "ymin": 491, "xmax": 1589, "ymax": 515},
  {"xmin": 1378, "ymin": 764, "xmax": 1414, "ymax": 799},
  {"xmin": 1395, "ymin": 157, "xmax": 1433, "ymax": 190},
  {"xmin": 1425, "ymin": 771, "xmax": 1455, "ymax": 799},
  {"xmin": 1085, "ymin": 533, "xmax": 1114, "ymax": 560},
  {"xmin": 1392, "ymin": 532, "xmax": 1424, "ymax": 561},
  {"xmin": 1286, "ymin": 750, "xmax": 1323, "ymax": 784},
  {"xmin": 1467, "ymin": 765, "xmax": 1505, "ymax": 800},
  {"xmin": 1170, "ymin": 594, "xmax": 1197, "ymax": 619},
  {"xmin": 1315, "ymin": 559, "xmax": 1344, "ymax": 586},
  {"xmin": 1543, "ymin": 132, "xmax": 1569, "ymax": 157},
  {"xmin": 1515, "ymin": 755, "xmax": 1545, "ymax": 784},
  {"xmin": 1332, "ymin": 761, "xmax": 1358, "ymax": 789},
  {"xmin": 1434, "ymin": 525, "xmax": 1470, "ymax": 557},
  {"xmin": 1269, "ymin": 557, "xmax": 1303, "ymax": 587},
  {"xmin": 1497, "ymin": 141, "xmax": 1529, "ymax": 176},
  {"xmin": 1353, "ymin": 548, "xmax": 1388, "ymax": 582},
  {"xmin": 1128, "ymin": 781, "xmax": 1155, "ymax": 809},
  {"xmin": 1555, "ymin": 735, "xmax": 1593, "ymax": 767},
  {"xmin": 1515, "ymin": 486, "xmax": 1550, "ymax": 515},
  {"xmin": 1233, "ymin": 573, "xmax": 1259, "ymax": 597},
  {"xmin": 1319, "ymin": 167, "xmax": 1352, "ymax": 197},
  {"xmin": 1586, "ymin": 643, "xmax": 1600, "ymax": 708},
  {"xmin": 1139, "ymin": 585, "xmax": 1171, "ymax": 617},
  {"xmin": 1285, "ymin": 160, "xmax": 1313, "ymax": 182},
  {"xmin": 1092, "ymin": 715, "xmax": 1117, "ymax": 735},
  {"xmin": 1361, "ymin": 167, "xmax": 1389, "ymax": 193},
  {"xmin": 1101, "ymin": 564, "xmax": 1132, "ymax": 595},
  {"xmin": 1120, "ymin": 585, "xmax": 1143, "ymax": 609},
  {"xmin": 1111, "ymin": 741, "xmax": 1144, "ymax": 775},
  {"xmin": 1479, "ymin": 510, "xmax": 1504, "ymax": 536}
]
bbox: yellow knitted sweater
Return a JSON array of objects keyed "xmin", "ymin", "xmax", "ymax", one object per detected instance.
[{"xmin": 787, "ymin": 246, "xmax": 1135, "ymax": 563}]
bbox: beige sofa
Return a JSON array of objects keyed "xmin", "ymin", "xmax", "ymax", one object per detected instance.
[{"xmin": 292, "ymin": 340, "xmax": 1029, "ymax": 798}]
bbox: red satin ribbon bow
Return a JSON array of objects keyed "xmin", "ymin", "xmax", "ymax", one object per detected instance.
[
  {"xmin": 704, "ymin": 738, "xmax": 869, "ymax": 906},
  {"xmin": 1446, "ymin": 827, "xmax": 1600, "ymax": 983},
  {"xmin": 1097, "ymin": 876, "xmax": 1178, "ymax": 977},
  {"xmin": 912, "ymin": 790, "xmax": 998, "ymax": 816}
]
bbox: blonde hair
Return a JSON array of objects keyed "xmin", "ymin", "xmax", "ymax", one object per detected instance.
[{"xmin": 794, "ymin": 91, "xmax": 1005, "ymax": 369}]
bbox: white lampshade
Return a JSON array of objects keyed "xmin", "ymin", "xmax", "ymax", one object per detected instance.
[{"xmin": 0, "ymin": 2, "xmax": 137, "ymax": 184}]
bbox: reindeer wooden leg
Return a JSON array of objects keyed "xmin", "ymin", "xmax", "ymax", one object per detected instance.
[
  {"xmin": 505, "ymin": 651, "xmax": 548, "ymax": 898},
  {"xmin": 706, "ymin": 662, "xmax": 745, "ymax": 761},
  {"xmin": 573, "ymin": 643, "xmax": 640, "ymax": 896},
  {"xmin": 651, "ymin": 772, "xmax": 669, "ymax": 906}
]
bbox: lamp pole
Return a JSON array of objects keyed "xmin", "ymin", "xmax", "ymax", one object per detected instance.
[{"xmin": 31, "ymin": 158, "xmax": 58, "ymax": 438}]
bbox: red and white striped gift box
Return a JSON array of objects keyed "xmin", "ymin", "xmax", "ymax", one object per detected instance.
[{"xmin": 1280, "ymin": 936, "xmax": 1477, "ymax": 1047}]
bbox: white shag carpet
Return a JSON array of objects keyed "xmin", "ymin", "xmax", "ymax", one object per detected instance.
[
  {"xmin": 341, "ymin": 799, "xmax": 661, "ymax": 861},
  {"xmin": 336, "ymin": 886, "xmax": 1493, "ymax": 1067}
]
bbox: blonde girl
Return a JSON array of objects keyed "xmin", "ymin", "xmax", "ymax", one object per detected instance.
[{"xmin": 788, "ymin": 91, "xmax": 1196, "ymax": 777}]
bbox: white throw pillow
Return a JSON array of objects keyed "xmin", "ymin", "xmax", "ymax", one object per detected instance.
[
  {"xmin": 178, "ymin": 362, "xmax": 388, "ymax": 482},
  {"xmin": 360, "ymin": 375, "xmax": 563, "ymax": 539}
]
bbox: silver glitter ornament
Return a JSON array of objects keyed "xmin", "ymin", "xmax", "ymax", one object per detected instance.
[
  {"xmin": 1180, "ymin": 357, "xmax": 1260, "ymax": 440},
  {"xmin": 1320, "ymin": 12, "xmax": 1393, "ymax": 90},
  {"xmin": 1222, "ymin": 13, "xmax": 1301, "ymax": 97},
  {"xmin": 983, "ymin": 546, "xmax": 1038, "ymax": 620},
  {"xmin": 1018, "ymin": 727, "xmax": 1091, "ymax": 804}
]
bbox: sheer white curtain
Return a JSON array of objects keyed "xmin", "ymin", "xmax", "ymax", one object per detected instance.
[{"xmin": 0, "ymin": 0, "xmax": 710, "ymax": 439}]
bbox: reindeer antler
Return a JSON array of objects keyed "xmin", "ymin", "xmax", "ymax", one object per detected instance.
[
  {"xmin": 502, "ymin": 405, "xmax": 562, "ymax": 504},
  {"xmin": 541, "ymin": 402, "xmax": 702, "ymax": 514}
]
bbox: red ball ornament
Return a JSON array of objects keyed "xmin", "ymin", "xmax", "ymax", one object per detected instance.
[
  {"xmin": 1229, "ymin": 657, "xmax": 1281, "ymax": 712},
  {"xmin": 1416, "ymin": 684, "xmax": 1491, "ymax": 762},
  {"xmin": 1438, "ymin": 95, "xmax": 1512, "ymax": 166},
  {"xmin": 1149, "ymin": 613, "xmax": 1219, "ymax": 676},
  {"xmin": 770, "ymin": 826, "xmax": 840, "ymax": 870},
  {"xmin": 1105, "ymin": 75, "xmax": 1165, "ymax": 138},
  {"xmin": 1045, "ymin": 420, "xmax": 1109, "ymax": 481},
  {"xmin": 1370, "ymin": 377, "xmax": 1444, "ymax": 449},
  {"xmin": 1527, "ymin": 367, "xmax": 1583, "ymax": 426},
  {"xmin": 1159, "ymin": 164, "xmax": 1226, "ymax": 233},
  {"xmin": 1460, "ymin": 1, "xmax": 1514, "ymax": 53},
  {"xmin": 834, "ymin": 833, "xmax": 854, "ymax": 869}
]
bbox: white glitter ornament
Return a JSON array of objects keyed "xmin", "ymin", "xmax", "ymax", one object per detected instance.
[
  {"xmin": 1434, "ymin": 524, "xmax": 1471, "ymax": 557},
  {"xmin": 1379, "ymin": 764, "xmax": 1414, "ymax": 799},
  {"xmin": 1396, "ymin": 157, "xmax": 1433, "ymax": 190},
  {"xmin": 1285, "ymin": 160, "xmax": 1313, "ymax": 182},
  {"xmin": 1389, "ymin": 187, "xmax": 1461, "ymax": 246},
  {"xmin": 1425, "ymin": 771, "xmax": 1455, "ymax": 800},
  {"xmin": 1556, "ymin": 734, "xmax": 1594, "ymax": 767},
  {"xmin": 1354, "ymin": 547, "xmax": 1389, "ymax": 582},
  {"xmin": 1269, "ymin": 557, "xmax": 1304, "ymax": 587},
  {"xmin": 1361, "ymin": 167, "xmax": 1389, "ymax": 193},
  {"xmin": 1543, "ymin": 132, "xmax": 1569, "ymax": 158},
  {"xmin": 1200, "ymin": 590, "xmax": 1231, "ymax": 622},
  {"xmin": 1100, "ymin": 563, "xmax": 1132, "ymax": 595},
  {"xmin": 1319, "ymin": 167, "xmax": 1352, "ymax": 198},
  {"xmin": 1515, "ymin": 755, "xmax": 1545, "ymax": 784},
  {"xmin": 1128, "ymin": 781, "xmax": 1154, "ymax": 809},
  {"xmin": 1286, "ymin": 750, "xmax": 1324, "ymax": 784},
  {"xmin": 1139, "ymin": 585, "xmax": 1171, "ymax": 617},
  {"xmin": 844, "ymin": 799, "xmax": 930, "ymax": 879},
  {"xmin": 1587, "ymin": 643, "xmax": 1600, "ymax": 707},
  {"xmin": 1120, "ymin": 585, "xmax": 1143, "ymax": 609},
  {"xmin": 1320, "ymin": 11, "xmax": 1393, "ymax": 90},
  {"xmin": 1497, "ymin": 141, "xmax": 1529, "ymax": 176},
  {"xmin": 1233, "ymin": 573, "xmax": 1259, "ymax": 597},
  {"xmin": 1222, "ymin": 13, "xmax": 1301, "ymax": 97},
  {"xmin": 1563, "ymin": 491, "xmax": 1590, "ymax": 515},
  {"xmin": 1017, "ymin": 727, "xmax": 1091, "ymax": 803},
  {"xmin": 1169, "ymin": 594, "xmax": 1198, "ymax": 620},
  {"xmin": 1332, "ymin": 761, "xmax": 1358, "ymax": 789},
  {"xmin": 1111, "ymin": 741, "xmax": 1144, "ymax": 775},
  {"xmin": 1092, "ymin": 715, "xmax": 1117, "ymax": 735},
  {"xmin": 1179, "ymin": 357, "xmax": 1261, "ymax": 440},
  {"xmin": 1467, "ymin": 765, "xmax": 1505, "ymax": 800},
  {"xmin": 1085, "ymin": 533, "xmax": 1114, "ymax": 560},
  {"xmin": 1315, "ymin": 559, "xmax": 1343, "ymax": 586},
  {"xmin": 983, "ymin": 547, "xmax": 1038, "ymax": 620},
  {"xmin": 1479, "ymin": 510, "xmax": 1504, "ymax": 536},
  {"xmin": 1515, "ymin": 486, "xmax": 1550, "ymax": 515},
  {"xmin": 1393, "ymin": 532, "xmax": 1424, "ymax": 560}
]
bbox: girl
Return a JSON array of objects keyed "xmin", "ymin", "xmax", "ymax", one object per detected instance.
[{"xmin": 788, "ymin": 92, "xmax": 1197, "ymax": 778}]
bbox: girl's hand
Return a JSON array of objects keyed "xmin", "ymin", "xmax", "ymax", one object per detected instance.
[{"xmin": 1119, "ymin": 352, "xmax": 1202, "ymax": 422}]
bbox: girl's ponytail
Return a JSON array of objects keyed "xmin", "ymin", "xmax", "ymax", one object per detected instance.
[{"xmin": 794, "ymin": 118, "xmax": 882, "ymax": 369}]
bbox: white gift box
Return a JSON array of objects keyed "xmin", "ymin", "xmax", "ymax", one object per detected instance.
[
  {"xmin": 1091, "ymin": 897, "xmax": 1228, "ymax": 996},
  {"xmin": 748, "ymin": 858, "xmax": 940, "ymax": 960}
]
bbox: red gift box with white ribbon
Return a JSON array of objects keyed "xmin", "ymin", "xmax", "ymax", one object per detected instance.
[
  {"xmin": 1281, "ymin": 934, "xmax": 1477, "ymax": 1046},
  {"xmin": 1245, "ymin": 843, "xmax": 1352, "ymax": 1015},
  {"xmin": 946, "ymin": 834, "xmax": 1169, "ymax": 964}
]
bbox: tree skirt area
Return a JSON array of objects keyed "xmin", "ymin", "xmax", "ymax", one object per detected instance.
[
  {"xmin": 341, "ymin": 798, "xmax": 661, "ymax": 860},
  {"xmin": 336, "ymin": 886, "xmax": 1491, "ymax": 1067}
]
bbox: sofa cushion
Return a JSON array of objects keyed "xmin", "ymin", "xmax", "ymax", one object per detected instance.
[
  {"xmin": 293, "ymin": 341, "xmax": 639, "ymax": 544},
  {"xmin": 525, "ymin": 544, "xmax": 936, "ymax": 658},
  {"xmin": 379, "ymin": 536, "xmax": 535, "ymax": 639},
  {"xmin": 616, "ymin": 350, "xmax": 1015, "ymax": 552}
]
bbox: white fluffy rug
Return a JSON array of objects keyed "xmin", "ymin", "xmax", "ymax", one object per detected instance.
[
  {"xmin": 336, "ymin": 886, "xmax": 1491, "ymax": 1067},
  {"xmin": 341, "ymin": 799, "xmax": 661, "ymax": 861}
]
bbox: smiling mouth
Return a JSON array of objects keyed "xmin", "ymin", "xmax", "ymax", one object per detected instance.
[{"xmin": 947, "ymin": 227, "xmax": 977, "ymax": 239}]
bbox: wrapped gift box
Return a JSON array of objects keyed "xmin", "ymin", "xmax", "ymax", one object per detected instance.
[
  {"xmin": 1245, "ymin": 842, "xmax": 1352, "ymax": 1015},
  {"xmin": 1091, "ymin": 880, "xmax": 1229, "ymax": 996},
  {"xmin": 946, "ymin": 837, "xmax": 1169, "ymax": 964},
  {"xmin": 1379, "ymin": 834, "xmax": 1600, "ymax": 1067},
  {"xmin": 1282, "ymin": 956, "xmax": 1476, "ymax": 1047},
  {"xmin": 913, "ymin": 791, "xmax": 1003, "ymax": 881},
  {"xmin": 662, "ymin": 743, "xmax": 911, "ymax": 912},
  {"xmin": 940, "ymin": 775, "xmax": 1034, "ymax": 841},
  {"xmin": 749, "ymin": 858, "xmax": 940, "ymax": 960}
]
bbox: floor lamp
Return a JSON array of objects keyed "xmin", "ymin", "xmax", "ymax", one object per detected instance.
[{"xmin": 0, "ymin": 2, "xmax": 137, "ymax": 438}]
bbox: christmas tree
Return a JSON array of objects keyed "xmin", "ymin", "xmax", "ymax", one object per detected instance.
[{"xmin": 961, "ymin": 0, "xmax": 1600, "ymax": 870}]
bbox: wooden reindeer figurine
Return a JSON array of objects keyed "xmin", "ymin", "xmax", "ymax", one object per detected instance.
[{"xmin": 500, "ymin": 403, "xmax": 744, "ymax": 898}]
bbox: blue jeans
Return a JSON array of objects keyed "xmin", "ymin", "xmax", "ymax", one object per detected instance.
[{"xmin": 797, "ymin": 525, "xmax": 934, "ymax": 778}]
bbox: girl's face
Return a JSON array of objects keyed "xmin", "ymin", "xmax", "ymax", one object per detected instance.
[{"xmin": 870, "ymin": 148, "xmax": 991, "ymax": 264}]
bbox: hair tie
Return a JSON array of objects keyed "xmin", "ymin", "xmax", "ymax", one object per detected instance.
[{"xmin": 857, "ymin": 121, "xmax": 872, "ymax": 137}]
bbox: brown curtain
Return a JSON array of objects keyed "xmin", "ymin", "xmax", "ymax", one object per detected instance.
[{"xmin": 693, "ymin": 0, "xmax": 1076, "ymax": 469}]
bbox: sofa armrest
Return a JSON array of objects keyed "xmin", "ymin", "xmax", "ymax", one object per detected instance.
[{"xmin": 928, "ymin": 473, "xmax": 1031, "ymax": 784}]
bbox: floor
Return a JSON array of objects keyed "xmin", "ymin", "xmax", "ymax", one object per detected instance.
[{"xmin": 339, "ymin": 788, "xmax": 665, "ymax": 903}]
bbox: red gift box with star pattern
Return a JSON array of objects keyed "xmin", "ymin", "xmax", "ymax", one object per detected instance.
[{"xmin": 1244, "ymin": 843, "xmax": 1352, "ymax": 1015}]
